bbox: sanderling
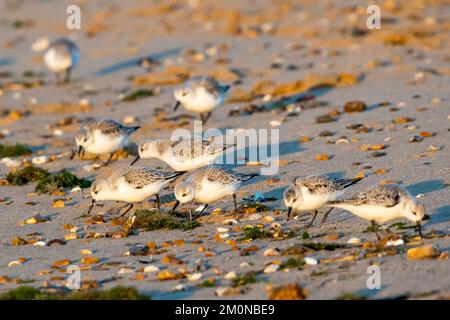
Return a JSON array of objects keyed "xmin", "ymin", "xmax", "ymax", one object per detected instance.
[
  {"xmin": 87, "ymin": 167, "xmax": 186, "ymax": 216},
  {"xmin": 327, "ymin": 184, "xmax": 429, "ymax": 239},
  {"xmin": 72, "ymin": 118, "xmax": 140, "ymax": 166},
  {"xmin": 131, "ymin": 137, "xmax": 236, "ymax": 171},
  {"xmin": 43, "ymin": 38, "xmax": 79, "ymax": 84},
  {"xmin": 283, "ymin": 175, "xmax": 362, "ymax": 226},
  {"xmin": 173, "ymin": 76, "xmax": 230, "ymax": 124},
  {"xmin": 172, "ymin": 166, "xmax": 258, "ymax": 219}
]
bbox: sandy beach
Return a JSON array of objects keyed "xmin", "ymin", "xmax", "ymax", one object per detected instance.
[{"xmin": 0, "ymin": 0, "xmax": 449, "ymax": 299}]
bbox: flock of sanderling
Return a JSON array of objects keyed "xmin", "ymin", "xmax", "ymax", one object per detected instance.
[{"xmin": 42, "ymin": 37, "xmax": 429, "ymax": 239}]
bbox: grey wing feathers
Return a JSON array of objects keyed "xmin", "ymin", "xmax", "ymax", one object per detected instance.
[
  {"xmin": 121, "ymin": 167, "xmax": 164, "ymax": 189},
  {"xmin": 172, "ymin": 138, "xmax": 207, "ymax": 159},
  {"xmin": 187, "ymin": 166, "xmax": 237, "ymax": 185},
  {"xmin": 339, "ymin": 185, "xmax": 403, "ymax": 207},
  {"xmin": 207, "ymin": 143, "xmax": 235, "ymax": 156},
  {"xmin": 190, "ymin": 76, "xmax": 228, "ymax": 95},
  {"xmin": 294, "ymin": 175, "xmax": 360, "ymax": 194},
  {"xmin": 51, "ymin": 38, "xmax": 78, "ymax": 52},
  {"xmin": 88, "ymin": 119, "xmax": 139, "ymax": 136}
]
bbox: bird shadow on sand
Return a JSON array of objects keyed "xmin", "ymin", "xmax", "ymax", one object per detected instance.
[
  {"xmin": 347, "ymin": 286, "xmax": 387, "ymax": 300},
  {"xmin": 258, "ymin": 85, "xmax": 334, "ymax": 112},
  {"xmin": 145, "ymin": 289, "xmax": 192, "ymax": 300},
  {"xmin": 94, "ymin": 47, "xmax": 182, "ymax": 76},
  {"xmin": 262, "ymin": 187, "xmax": 285, "ymax": 202},
  {"xmin": 0, "ymin": 58, "xmax": 13, "ymax": 67},
  {"xmin": 426, "ymin": 205, "xmax": 450, "ymax": 226},
  {"xmin": 217, "ymin": 139, "xmax": 304, "ymax": 173},
  {"xmin": 323, "ymin": 171, "xmax": 348, "ymax": 179},
  {"xmin": 406, "ymin": 179, "xmax": 448, "ymax": 196}
]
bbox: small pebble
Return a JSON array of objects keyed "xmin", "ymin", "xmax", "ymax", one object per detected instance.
[
  {"xmin": 173, "ymin": 284, "xmax": 187, "ymax": 291},
  {"xmin": 264, "ymin": 264, "xmax": 279, "ymax": 274},
  {"xmin": 224, "ymin": 271, "xmax": 236, "ymax": 280},
  {"xmin": 347, "ymin": 237, "xmax": 361, "ymax": 244},
  {"xmin": 143, "ymin": 265, "xmax": 160, "ymax": 273},
  {"xmin": 304, "ymin": 257, "xmax": 319, "ymax": 265},
  {"xmin": 386, "ymin": 239, "xmax": 404, "ymax": 247}
]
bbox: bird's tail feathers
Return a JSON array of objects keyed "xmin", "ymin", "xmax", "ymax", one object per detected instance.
[
  {"xmin": 165, "ymin": 171, "xmax": 187, "ymax": 181},
  {"xmin": 239, "ymin": 173, "xmax": 259, "ymax": 182}
]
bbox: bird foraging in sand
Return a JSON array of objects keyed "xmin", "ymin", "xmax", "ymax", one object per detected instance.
[
  {"xmin": 173, "ymin": 76, "xmax": 230, "ymax": 124},
  {"xmin": 283, "ymin": 175, "xmax": 362, "ymax": 226},
  {"xmin": 43, "ymin": 38, "xmax": 79, "ymax": 84},
  {"xmin": 172, "ymin": 166, "xmax": 258, "ymax": 220},
  {"xmin": 131, "ymin": 137, "xmax": 236, "ymax": 171},
  {"xmin": 326, "ymin": 184, "xmax": 429, "ymax": 239},
  {"xmin": 72, "ymin": 118, "xmax": 140, "ymax": 166},
  {"xmin": 87, "ymin": 167, "xmax": 186, "ymax": 217}
]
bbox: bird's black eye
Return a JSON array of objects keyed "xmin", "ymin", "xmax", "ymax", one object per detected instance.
[
  {"xmin": 182, "ymin": 194, "xmax": 187, "ymax": 197},
  {"xmin": 94, "ymin": 190, "xmax": 98, "ymax": 194},
  {"xmin": 182, "ymin": 92, "xmax": 187, "ymax": 96}
]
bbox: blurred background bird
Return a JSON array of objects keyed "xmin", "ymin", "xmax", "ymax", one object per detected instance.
[{"xmin": 43, "ymin": 38, "xmax": 79, "ymax": 84}]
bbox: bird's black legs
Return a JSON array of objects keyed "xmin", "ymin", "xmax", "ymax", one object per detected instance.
[
  {"xmin": 416, "ymin": 221, "xmax": 423, "ymax": 238},
  {"xmin": 155, "ymin": 194, "xmax": 161, "ymax": 210},
  {"xmin": 54, "ymin": 72, "xmax": 61, "ymax": 85},
  {"xmin": 307, "ymin": 210, "xmax": 319, "ymax": 227},
  {"xmin": 199, "ymin": 204, "xmax": 208, "ymax": 215},
  {"xmin": 92, "ymin": 156, "xmax": 100, "ymax": 165},
  {"xmin": 321, "ymin": 207, "xmax": 334, "ymax": 225},
  {"xmin": 119, "ymin": 203, "xmax": 134, "ymax": 217},
  {"xmin": 104, "ymin": 153, "xmax": 114, "ymax": 166},
  {"xmin": 63, "ymin": 68, "xmax": 71, "ymax": 83},
  {"xmin": 371, "ymin": 220, "xmax": 380, "ymax": 240},
  {"xmin": 232, "ymin": 193, "xmax": 238, "ymax": 214},
  {"xmin": 190, "ymin": 204, "xmax": 208, "ymax": 222},
  {"xmin": 87, "ymin": 199, "xmax": 96, "ymax": 215},
  {"xmin": 203, "ymin": 112, "xmax": 212, "ymax": 124}
]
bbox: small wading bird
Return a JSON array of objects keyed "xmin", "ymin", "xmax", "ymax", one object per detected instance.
[
  {"xmin": 172, "ymin": 166, "xmax": 258, "ymax": 220},
  {"xmin": 86, "ymin": 167, "xmax": 186, "ymax": 217},
  {"xmin": 326, "ymin": 184, "xmax": 429, "ymax": 239},
  {"xmin": 71, "ymin": 118, "xmax": 140, "ymax": 166},
  {"xmin": 283, "ymin": 175, "xmax": 362, "ymax": 226},
  {"xmin": 173, "ymin": 76, "xmax": 230, "ymax": 124},
  {"xmin": 44, "ymin": 38, "xmax": 79, "ymax": 84},
  {"xmin": 131, "ymin": 137, "xmax": 236, "ymax": 171}
]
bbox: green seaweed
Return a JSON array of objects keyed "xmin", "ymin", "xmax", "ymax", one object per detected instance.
[
  {"xmin": 35, "ymin": 169, "xmax": 91, "ymax": 193},
  {"xmin": 363, "ymin": 224, "xmax": 381, "ymax": 233},
  {"xmin": 301, "ymin": 231, "xmax": 310, "ymax": 240},
  {"xmin": 302, "ymin": 242, "xmax": 347, "ymax": 251},
  {"xmin": 241, "ymin": 226, "xmax": 272, "ymax": 240},
  {"xmin": 311, "ymin": 270, "xmax": 328, "ymax": 277},
  {"xmin": 232, "ymin": 272, "xmax": 256, "ymax": 287},
  {"xmin": 0, "ymin": 143, "xmax": 32, "ymax": 158},
  {"xmin": 281, "ymin": 258, "xmax": 305, "ymax": 269},
  {"xmin": 6, "ymin": 166, "xmax": 50, "ymax": 185},
  {"xmin": 0, "ymin": 286, "xmax": 149, "ymax": 300},
  {"xmin": 6, "ymin": 167, "xmax": 90, "ymax": 193},
  {"xmin": 239, "ymin": 202, "xmax": 269, "ymax": 213},
  {"xmin": 130, "ymin": 210, "xmax": 200, "ymax": 231},
  {"xmin": 122, "ymin": 89, "xmax": 155, "ymax": 102},
  {"xmin": 335, "ymin": 292, "xmax": 367, "ymax": 300},
  {"xmin": 201, "ymin": 279, "xmax": 216, "ymax": 287},
  {"xmin": 389, "ymin": 222, "xmax": 416, "ymax": 230}
]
